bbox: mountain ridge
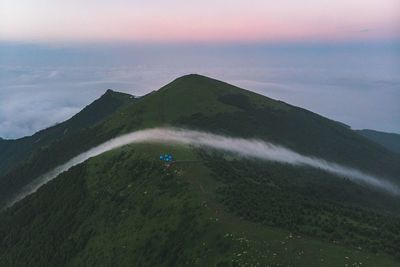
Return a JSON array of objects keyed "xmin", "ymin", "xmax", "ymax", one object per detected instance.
[
  {"xmin": 0, "ymin": 90, "xmax": 135, "ymax": 206},
  {"xmin": 356, "ymin": 129, "xmax": 400, "ymax": 154},
  {"xmin": 1, "ymin": 74, "xmax": 399, "ymax": 209},
  {"xmin": 1, "ymin": 74, "xmax": 400, "ymax": 266}
]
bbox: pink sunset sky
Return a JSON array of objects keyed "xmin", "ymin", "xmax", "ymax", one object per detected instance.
[{"xmin": 0, "ymin": 0, "xmax": 399, "ymax": 43}]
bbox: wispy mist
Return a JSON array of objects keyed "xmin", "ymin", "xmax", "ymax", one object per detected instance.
[{"xmin": 7, "ymin": 127, "xmax": 399, "ymax": 208}]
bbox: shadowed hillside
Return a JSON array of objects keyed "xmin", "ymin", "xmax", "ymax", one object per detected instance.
[
  {"xmin": 356, "ymin": 129, "xmax": 400, "ymax": 154},
  {"xmin": 1, "ymin": 74, "xmax": 399, "ymax": 208},
  {"xmin": 1, "ymin": 144, "xmax": 399, "ymax": 266},
  {"xmin": 0, "ymin": 89, "xmax": 135, "ymax": 176},
  {"xmin": 1, "ymin": 75, "xmax": 400, "ymax": 266}
]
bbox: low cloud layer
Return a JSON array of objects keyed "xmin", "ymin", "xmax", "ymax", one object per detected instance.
[
  {"xmin": 8, "ymin": 127, "xmax": 399, "ymax": 207},
  {"xmin": 1, "ymin": 43, "xmax": 399, "ymax": 139},
  {"xmin": 0, "ymin": 65, "xmax": 169, "ymax": 138}
]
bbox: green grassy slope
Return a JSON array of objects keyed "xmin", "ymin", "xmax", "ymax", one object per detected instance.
[
  {"xmin": 0, "ymin": 90, "xmax": 135, "ymax": 206},
  {"xmin": 1, "ymin": 144, "xmax": 399, "ymax": 266},
  {"xmin": 1, "ymin": 74, "xmax": 399, "ymax": 211},
  {"xmin": 0, "ymin": 89, "xmax": 135, "ymax": 176},
  {"xmin": 0, "ymin": 138, "xmax": 6, "ymax": 153},
  {"xmin": 101, "ymin": 75, "xmax": 400, "ymax": 180},
  {"xmin": 1, "ymin": 74, "xmax": 400, "ymax": 266},
  {"xmin": 356, "ymin": 129, "xmax": 400, "ymax": 154}
]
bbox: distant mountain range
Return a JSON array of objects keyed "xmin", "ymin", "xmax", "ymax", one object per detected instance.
[
  {"xmin": 1, "ymin": 74, "xmax": 399, "ymax": 266},
  {"xmin": 356, "ymin": 129, "xmax": 400, "ymax": 154}
]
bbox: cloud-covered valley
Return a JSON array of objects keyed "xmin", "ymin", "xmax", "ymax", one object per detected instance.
[{"xmin": 1, "ymin": 43, "xmax": 399, "ymax": 139}]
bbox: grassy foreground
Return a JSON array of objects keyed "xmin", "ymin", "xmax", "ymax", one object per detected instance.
[{"xmin": 0, "ymin": 143, "xmax": 398, "ymax": 266}]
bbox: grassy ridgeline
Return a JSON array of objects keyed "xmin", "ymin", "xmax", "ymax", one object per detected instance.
[{"xmin": 1, "ymin": 74, "xmax": 400, "ymax": 209}]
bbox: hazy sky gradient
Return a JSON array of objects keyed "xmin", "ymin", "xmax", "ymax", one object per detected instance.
[{"xmin": 1, "ymin": 0, "xmax": 399, "ymax": 43}]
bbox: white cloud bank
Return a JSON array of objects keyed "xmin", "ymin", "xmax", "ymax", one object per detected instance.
[
  {"xmin": 1, "ymin": 43, "xmax": 399, "ymax": 139},
  {"xmin": 7, "ymin": 127, "xmax": 399, "ymax": 208}
]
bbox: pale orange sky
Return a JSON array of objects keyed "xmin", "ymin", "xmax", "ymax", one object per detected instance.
[{"xmin": 0, "ymin": 0, "xmax": 399, "ymax": 43}]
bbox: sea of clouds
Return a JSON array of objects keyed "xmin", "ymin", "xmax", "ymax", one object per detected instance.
[{"xmin": 1, "ymin": 42, "xmax": 399, "ymax": 139}]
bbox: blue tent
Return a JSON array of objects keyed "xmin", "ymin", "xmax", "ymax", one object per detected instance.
[{"xmin": 160, "ymin": 153, "xmax": 173, "ymax": 162}]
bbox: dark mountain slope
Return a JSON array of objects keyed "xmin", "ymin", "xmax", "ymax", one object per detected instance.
[
  {"xmin": 356, "ymin": 129, "xmax": 400, "ymax": 154},
  {"xmin": 101, "ymin": 74, "xmax": 400, "ymax": 180},
  {"xmin": 0, "ymin": 90, "xmax": 135, "ymax": 206},
  {"xmin": 171, "ymin": 76, "xmax": 400, "ymax": 179},
  {"xmin": 1, "ymin": 75, "xmax": 400, "ymax": 266},
  {"xmin": 1, "ymin": 74, "xmax": 399, "ymax": 209},
  {"xmin": 1, "ymin": 144, "xmax": 399, "ymax": 266},
  {"xmin": 0, "ymin": 138, "xmax": 6, "ymax": 151},
  {"xmin": 0, "ymin": 89, "xmax": 134, "ymax": 177}
]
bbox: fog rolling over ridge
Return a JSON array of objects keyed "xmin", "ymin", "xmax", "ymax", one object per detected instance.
[{"xmin": 7, "ymin": 128, "xmax": 400, "ymax": 207}]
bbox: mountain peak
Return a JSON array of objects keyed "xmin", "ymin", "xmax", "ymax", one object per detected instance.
[
  {"xmin": 158, "ymin": 74, "xmax": 289, "ymax": 110},
  {"xmin": 171, "ymin": 74, "xmax": 228, "ymax": 86},
  {"xmin": 103, "ymin": 89, "xmax": 120, "ymax": 97},
  {"xmin": 105, "ymin": 88, "xmax": 116, "ymax": 94},
  {"xmin": 176, "ymin": 73, "xmax": 210, "ymax": 80},
  {"xmin": 101, "ymin": 89, "xmax": 135, "ymax": 100},
  {"xmin": 160, "ymin": 74, "xmax": 245, "ymax": 96}
]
